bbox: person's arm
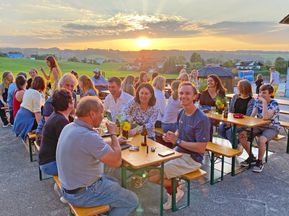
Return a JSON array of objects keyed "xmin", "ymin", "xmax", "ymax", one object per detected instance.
[
  {"xmin": 40, "ymin": 66, "xmax": 50, "ymax": 81},
  {"xmin": 51, "ymin": 68, "xmax": 60, "ymax": 91},
  {"xmin": 15, "ymin": 90, "xmax": 25, "ymax": 102},
  {"xmin": 159, "ymin": 93, "xmax": 166, "ymax": 118},
  {"xmin": 0, "ymin": 87, "xmax": 7, "ymax": 106},
  {"xmin": 259, "ymin": 98, "xmax": 276, "ymax": 120},
  {"xmin": 245, "ymin": 98, "xmax": 255, "ymax": 116},
  {"xmin": 34, "ymin": 112, "xmax": 42, "ymax": 123},
  {"xmin": 99, "ymin": 122, "xmax": 122, "ymax": 168}
]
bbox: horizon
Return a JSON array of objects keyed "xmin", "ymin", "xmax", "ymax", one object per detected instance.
[{"xmin": 1, "ymin": 0, "xmax": 289, "ymax": 51}]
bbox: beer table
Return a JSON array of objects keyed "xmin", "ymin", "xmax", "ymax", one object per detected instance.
[
  {"xmin": 121, "ymin": 135, "xmax": 182, "ymax": 216},
  {"xmin": 206, "ymin": 112, "xmax": 269, "ymax": 175}
]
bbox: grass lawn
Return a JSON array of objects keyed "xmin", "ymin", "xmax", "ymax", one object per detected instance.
[{"xmin": 0, "ymin": 57, "xmax": 178, "ymax": 79}]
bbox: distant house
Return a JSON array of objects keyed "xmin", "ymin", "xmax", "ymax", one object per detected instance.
[
  {"xmin": 7, "ymin": 52, "xmax": 24, "ymax": 59},
  {"xmin": 95, "ymin": 58, "xmax": 105, "ymax": 64},
  {"xmin": 198, "ymin": 66, "xmax": 234, "ymax": 92},
  {"xmin": 235, "ymin": 61, "xmax": 261, "ymax": 70}
]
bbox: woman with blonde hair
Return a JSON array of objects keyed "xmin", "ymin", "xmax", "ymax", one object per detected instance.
[
  {"xmin": 161, "ymin": 80, "xmax": 182, "ymax": 132},
  {"xmin": 0, "ymin": 71, "xmax": 14, "ymax": 127},
  {"xmin": 121, "ymin": 75, "xmax": 135, "ymax": 96},
  {"xmin": 78, "ymin": 75, "xmax": 98, "ymax": 97},
  {"xmin": 40, "ymin": 56, "xmax": 62, "ymax": 92},
  {"xmin": 152, "ymin": 75, "xmax": 166, "ymax": 126},
  {"xmin": 134, "ymin": 71, "xmax": 148, "ymax": 90},
  {"xmin": 177, "ymin": 73, "xmax": 190, "ymax": 83}
]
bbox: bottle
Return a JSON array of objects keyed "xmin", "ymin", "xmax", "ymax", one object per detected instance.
[
  {"xmin": 223, "ymin": 106, "xmax": 228, "ymax": 118},
  {"xmin": 141, "ymin": 125, "xmax": 148, "ymax": 146},
  {"xmin": 115, "ymin": 119, "xmax": 120, "ymax": 136}
]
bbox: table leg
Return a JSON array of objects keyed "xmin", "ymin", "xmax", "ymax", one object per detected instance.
[
  {"xmin": 231, "ymin": 125, "xmax": 237, "ymax": 176},
  {"xmin": 171, "ymin": 178, "xmax": 177, "ymax": 211},
  {"xmin": 287, "ymin": 129, "xmax": 289, "ymax": 154},
  {"xmin": 160, "ymin": 162, "xmax": 164, "ymax": 216},
  {"xmin": 210, "ymin": 152, "xmax": 215, "ymax": 185},
  {"xmin": 121, "ymin": 166, "xmax": 127, "ymax": 188}
]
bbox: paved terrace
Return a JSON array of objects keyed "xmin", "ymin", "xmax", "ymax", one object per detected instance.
[{"xmin": 1, "ymin": 104, "xmax": 289, "ymax": 216}]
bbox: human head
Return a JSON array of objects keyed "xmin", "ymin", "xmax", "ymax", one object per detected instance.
[
  {"xmin": 257, "ymin": 74, "xmax": 263, "ymax": 80},
  {"xmin": 59, "ymin": 73, "xmax": 78, "ymax": 93},
  {"xmin": 259, "ymin": 84, "xmax": 274, "ymax": 99},
  {"xmin": 45, "ymin": 56, "xmax": 58, "ymax": 70},
  {"xmin": 207, "ymin": 74, "xmax": 226, "ymax": 94},
  {"xmin": 151, "ymin": 72, "xmax": 159, "ymax": 81},
  {"xmin": 76, "ymin": 96, "xmax": 104, "ymax": 128},
  {"xmin": 93, "ymin": 68, "xmax": 101, "ymax": 79},
  {"xmin": 177, "ymin": 73, "xmax": 190, "ymax": 83},
  {"xmin": 70, "ymin": 70, "xmax": 79, "ymax": 79},
  {"xmin": 121, "ymin": 75, "xmax": 135, "ymax": 96},
  {"xmin": 190, "ymin": 69, "xmax": 199, "ymax": 80},
  {"xmin": 31, "ymin": 76, "xmax": 46, "ymax": 92},
  {"xmin": 171, "ymin": 80, "xmax": 181, "ymax": 100},
  {"xmin": 2, "ymin": 71, "xmax": 14, "ymax": 86},
  {"xmin": 152, "ymin": 75, "xmax": 166, "ymax": 91},
  {"xmin": 178, "ymin": 82, "xmax": 198, "ymax": 107},
  {"xmin": 52, "ymin": 89, "xmax": 74, "ymax": 112},
  {"xmin": 78, "ymin": 75, "xmax": 97, "ymax": 94},
  {"xmin": 179, "ymin": 68, "xmax": 187, "ymax": 74},
  {"xmin": 15, "ymin": 75, "xmax": 27, "ymax": 90},
  {"xmin": 108, "ymin": 77, "xmax": 122, "ymax": 96},
  {"xmin": 139, "ymin": 71, "xmax": 148, "ymax": 83},
  {"xmin": 237, "ymin": 79, "xmax": 252, "ymax": 96},
  {"xmin": 269, "ymin": 66, "xmax": 275, "ymax": 72},
  {"xmin": 29, "ymin": 68, "xmax": 38, "ymax": 79},
  {"xmin": 17, "ymin": 72, "xmax": 27, "ymax": 79},
  {"xmin": 135, "ymin": 83, "xmax": 156, "ymax": 107}
]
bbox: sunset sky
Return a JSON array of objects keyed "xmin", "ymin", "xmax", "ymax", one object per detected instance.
[{"xmin": 0, "ymin": 0, "xmax": 289, "ymax": 51}]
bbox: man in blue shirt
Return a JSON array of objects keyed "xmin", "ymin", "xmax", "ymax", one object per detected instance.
[
  {"xmin": 91, "ymin": 68, "xmax": 108, "ymax": 91},
  {"xmin": 149, "ymin": 82, "xmax": 210, "ymax": 210}
]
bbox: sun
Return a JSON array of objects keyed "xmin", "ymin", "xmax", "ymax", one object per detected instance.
[{"xmin": 135, "ymin": 37, "xmax": 151, "ymax": 49}]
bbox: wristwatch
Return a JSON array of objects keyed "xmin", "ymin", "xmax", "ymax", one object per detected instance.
[{"xmin": 175, "ymin": 138, "xmax": 182, "ymax": 146}]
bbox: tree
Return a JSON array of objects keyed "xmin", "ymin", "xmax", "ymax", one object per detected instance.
[
  {"xmin": 222, "ymin": 59, "xmax": 236, "ymax": 68},
  {"xmin": 274, "ymin": 57, "xmax": 287, "ymax": 74},
  {"xmin": 190, "ymin": 52, "xmax": 204, "ymax": 69},
  {"xmin": 161, "ymin": 56, "xmax": 186, "ymax": 74},
  {"xmin": 68, "ymin": 56, "xmax": 80, "ymax": 62},
  {"xmin": 0, "ymin": 52, "xmax": 7, "ymax": 57}
]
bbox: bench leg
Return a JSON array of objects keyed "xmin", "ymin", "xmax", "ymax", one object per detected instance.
[
  {"xmin": 121, "ymin": 166, "xmax": 127, "ymax": 188},
  {"xmin": 171, "ymin": 178, "xmax": 177, "ymax": 212},
  {"xmin": 39, "ymin": 166, "xmax": 42, "ymax": 181},
  {"xmin": 287, "ymin": 129, "xmax": 289, "ymax": 154},
  {"xmin": 231, "ymin": 156, "xmax": 236, "ymax": 176},
  {"xmin": 265, "ymin": 142, "xmax": 269, "ymax": 163},
  {"xmin": 221, "ymin": 156, "xmax": 224, "ymax": 181},
  {"xmin": 249, "ymin": 128, "xmax": 253, "ymax": 169},
  {"xmin": 210, "ymin": 152, "xmax": 215, "ymax": 185},
  {"xmin": 28, "ymin": 138, "xmax": 34, "ymax": 162}
]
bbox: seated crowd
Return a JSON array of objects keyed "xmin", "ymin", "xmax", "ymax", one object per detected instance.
[{"xmin": 1, "ymin": 62, "xmax": 281, "ymax": 214}]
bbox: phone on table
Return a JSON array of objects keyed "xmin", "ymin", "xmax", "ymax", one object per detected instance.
[
  {"xmin": 129, "ymin": 146, "xmax": 139, "ymax": 152},
  {"xmin": 158, "ymin": 150, "xmax": 175, "ymax": 157}
]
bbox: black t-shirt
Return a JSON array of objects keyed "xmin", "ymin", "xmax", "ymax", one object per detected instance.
[
  {"xmin": 234, "ymin": 96, "xmax": 252, "ymax": 115},
  {"xmin": 255, "ymin": 79, "xmax": 263, "ymax": 94},
  {"xmin": 39, "ymin": 112, "xmax": 70, "ymax": 165},
  {"xmin": 27, "ymin": 78, "xmax": 33, "ymax": 89}
]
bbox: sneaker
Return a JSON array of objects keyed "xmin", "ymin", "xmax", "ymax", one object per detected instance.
[
  {"xmin": 240, "ymin": 156, "xmax": 257, "ymax": 167},
  {"xmin": 252, "ymin": 160, "xmax": 264, "ymax": 173},
  {"xmin": 2, "ymin": 124, "xmax": 9, "ymax": 128},
  {"xmin": 163, "ymin": 188, "xmax": 184, "ymax": 210}
]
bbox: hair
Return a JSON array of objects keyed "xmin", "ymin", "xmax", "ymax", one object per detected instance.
[
  {"xmin": 139, "ymin": 71, "xmax": 148, "ymax": 83},
  {"xmin": 179, "ymin": 68, "xmax": 187, "ymax": 74},
  {"xmin": 121, "ymin": 75, "xmax": 135, "ymax": 96},
  {"xmin": 79, "ymin": 75, "xmax": 98, "ymax": 95},
  {"xmin": 108, "ymin": 77, "xmax": 122, "ymax": 87},
  {"xmin": 269, "ymin": 66, "xmax": 275, "ymax": 71},
  {"xmin": 260, "ymin": 84, "xmax": 274, "ymax": 94},
  {"xmin": 46, "ymin": 55, "xmax": 62, "ymax": 75},
  {"xmin": 76, "ymin": 96, "xmax": 103, "ymax": 117},
  {"xmin": 31, "ymin": 76, "xmax": 46, "ymax": 91},
  {"xmin": 52, "ymin": 89, "xmax": 73, "ymax": 112},
  {"xmin": 70, "ymin": 70, "xmax": 78, "ymax": 79},
  {"xmin": 2, "ymin": 71, "xmax": 13, "ymax": 87},
  {"xmin": 134, "ymin": 83, "xmax": 156, "ymax": 107},
  {"xmin": 15, "ymin": 75, "xmax": 27, "ymax": 90},
  {"xmin": 177, "ymin": 73, "xmax": 190, "ymax": 82},
  {"xmin": 178, "ymin": 81, "xmax": 198, "ymax": 95},
  {"xmin": 171, "ymin": 80, "xmax": 181, "ymax": 100},
  {"xmin": 256, "ymin": 74, "xmax": 263, "ymax": 80},
  {"xmin": 17, "ymin": 72, "xmax": 27, "ymax": 79},
  {"xmin": 237, "ymin": 79, "xmax": 252, "ymax": 96},
  {"xmin": 59, "ymin": 73, "xmax": 78, "ymax": 88},
  {"xmin": 152, "ymin": 75, "xmax": 166, "ymax": 91},
  {"xmin": 151, "ymin": 72, "xmax": 159, "ymax": 81},
  {"xmin": 29, "ymin": 68, "xmax": 38, "ymax": 75},
  {"xmin": 207, "ymin": 74, "xmax": 226, "ymax": 94}
]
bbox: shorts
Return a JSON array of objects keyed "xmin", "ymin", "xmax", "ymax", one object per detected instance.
[
  {"xmin": 252, "ymin": 126, "xmax": 279, "ymax": 142},
  {"xmin": 164, "ymin": 153, "xmax": 201, "ymax": 179}
]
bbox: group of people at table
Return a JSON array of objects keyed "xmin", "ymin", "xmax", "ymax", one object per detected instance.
[{"xmin": 0, "ymin": 56, "xmax": 281, "ymax": 215}]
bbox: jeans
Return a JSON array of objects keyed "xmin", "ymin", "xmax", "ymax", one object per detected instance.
[
  {"xmin": 62, "ymin": 175, "xmax": 138, "ymax": 216},
  {"xmin": 39, "ymin": 161, "xmax": 58, "ymax": 176},
  {"xmin": 162, "ymin": 122, "xmax": 178, "ymax": 133}
]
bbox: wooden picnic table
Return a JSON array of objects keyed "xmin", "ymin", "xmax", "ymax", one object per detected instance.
[
  {"xmin": 121, "ymin": 134, "xmax": 182, "ymax": 216},
  {"xmin": 206, "ymin": 112, "xmax": 269, "ymax": 175}
]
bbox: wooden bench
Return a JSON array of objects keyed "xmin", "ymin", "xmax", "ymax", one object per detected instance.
[
  {"xmin": 53, "ymin": 176, "xmax": 109, "ymax": 216},
  {"xmin": 206, "ymin": 142, "xmax": 241, "ymax": 185},
  {"xmin": 171, "ymin": 169, "xmax": 207, "ymax": 212},
  {"xmin": 280, "ymin": 110, "xmax": 289, "ymax": 115},
  {"xmin": 27, "ymin": 132, "xmax": 37, "ymax": 162}
]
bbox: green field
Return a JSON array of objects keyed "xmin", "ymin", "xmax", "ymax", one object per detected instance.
[{"xmin": 0, "ymin": 57, "xmax": 178, "ymax": 79}]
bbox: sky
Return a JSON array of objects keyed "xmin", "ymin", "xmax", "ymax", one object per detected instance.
[{"xmin": 0, "ymin": 0, "xmax": 289, "ymax": 51}]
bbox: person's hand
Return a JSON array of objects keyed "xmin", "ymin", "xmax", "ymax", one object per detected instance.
[
  {"xmin": 106, "ymin": 121, "xmax": 117, "ymax": 135},
  {"xmin": 258, "ymin": 96, "xmax": 266, "ymax": 104},
  {"xmin": 162, "ymin": 131, "xmax": 177, "ymax": 144},
  {"xmin": 118, "ymin": 136, "xmax": 127, "ymax": 144},
  {"xmin": 128, "ymin": 128, "xmax": 138, "ymax": 137}
]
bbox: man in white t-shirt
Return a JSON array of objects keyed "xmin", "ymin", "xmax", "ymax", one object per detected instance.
[
  {"xmin": 104, "ymin": 77, "xmax": 133, "ymax": 121},
  {"xmin": 269, "ymin": 66, "xmax": 280, "ymax": 97}
]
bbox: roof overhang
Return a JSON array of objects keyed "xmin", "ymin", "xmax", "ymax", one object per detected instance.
[{"xmin": 280, "ymin": 14, "xmax": 289, "ymax": 24}]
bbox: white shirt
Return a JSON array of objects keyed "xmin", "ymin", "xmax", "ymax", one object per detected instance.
[
  {"xmin": 154, "ymin": 89, "xmax": 166, "ymax": 122},
  {"xmin": 270, "ymin": 71, "xmax": 280, "ymax": 85},
  {"xmin": 104, "ymin": 91, "xmax": 133, "ymax": 121},
  {"xmin": 162, "ymin": 96, "xmax": 182, "ymax": 123},
  {"xmin": 21, "ymin": 89, "xmax": 45, "ymax": 113}
]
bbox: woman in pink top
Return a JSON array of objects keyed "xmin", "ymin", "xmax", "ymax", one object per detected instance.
[{"xmin": 13, "ymin": 75, "xmax": 27, "ymax": 117}]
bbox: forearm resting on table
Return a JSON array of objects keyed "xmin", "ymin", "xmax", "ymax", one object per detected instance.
[{"xmin": 179, "ymin": 141, "xmax": 207, "ymax": 154}]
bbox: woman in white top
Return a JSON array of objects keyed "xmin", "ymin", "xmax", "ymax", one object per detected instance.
[
  {"xmin": 13, "ymin": 76, "xmax": 46, "ymax": 140},
  {"xmin": 152, "ymin": 76, "xmax": 166, "ymax": 127},
  {"xmin": 161, "ymin": 80, "xmax": 182, "ymax": 132}
]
